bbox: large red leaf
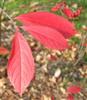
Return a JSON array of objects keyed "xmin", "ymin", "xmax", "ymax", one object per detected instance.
[
  {"xmin": 22, "ymin": 25, "xmax": 68, "ymax": 50},
  {"xmin": 67, "ymin": 85, "xmax": 81, "ymax": 94},
  {"xmin": 16, "ymin": 11, "xmax": 76, "ymax": 38},
  {"xmin": 7, "ymin": 32, "xmax": 35, "ymax": 95}
]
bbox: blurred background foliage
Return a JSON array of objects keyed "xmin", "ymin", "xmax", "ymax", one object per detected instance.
[{"xmin": 4, "ymin": 0, "xmax": 87, "ymax": 29}]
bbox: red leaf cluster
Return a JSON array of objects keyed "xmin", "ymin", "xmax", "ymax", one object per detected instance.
[
  {"xmin": 63, "ymin": 7, "xmax": 82, "ymax": 19},
  {"xmin": 16, "ymin": 12, "xmax": 76, "ymax": 39},
  {"xmin": 51, "ymin": 1, "xmax": 82, "ymax": 18},
  {"xmin": 8, "ymin": 11, "xmax": 77, "ymax": 95}
]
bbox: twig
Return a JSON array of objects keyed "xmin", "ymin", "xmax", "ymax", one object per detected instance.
[
  {"xmin": 0, "ymin": 0, "xmax": 5, "ymax": 46},
  {"xmin": 74, "ymin": 33, "xmax": 87, "ymax": 66},
  {"xmin": 0, "ymin": 9, "xmax": 2, "ymax": 46},
  {"xmin": 1, "ymin": 9, "xmax": 17, "ymax": 29}
]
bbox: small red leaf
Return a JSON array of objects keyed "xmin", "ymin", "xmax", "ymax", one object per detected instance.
[
  {"xmin": 62, "ymin": 6, "xmax": 82, "ymax": 18},
  {"xmin": 22, "ymin": 25, "xmax": 68, "ymax": 50},
  {"xmin": 62, "ymin": 7, "xmax": 74, "ymax": 18},
  {"xmin": 73, "ymin": 7, "xmax": 82, "ymax": 17},
  {"xmin": 67, "ymin": 85, "xmax": 81, "ymax": 94},
  {"xmin": 51, "ymin": 95, "xmax": 55, "ymax": 100},
  {"xmin": 48, "ymin": 54, "xmax": 57, "ymax": 61},
  {"xmin": 16, "ymin": 11, "xmax": 76, "ymax": 38},
  {"xmin": 51, "ymin": 1, "xmax": 66, "ymax": 12},
  {"xmin": 7, "ymin": 32, "xmax": 35, "ymax": 95},
  {"xmin": 67, "ymin": 94, "xmax": 74, "ymax": 100},
  {"xmin": 0, "ymin": 47, "xmax": 9, "ymax": 55},
  {"xmin": 83, "ymin": 43, "xmax": 87, "ymax": 47}
]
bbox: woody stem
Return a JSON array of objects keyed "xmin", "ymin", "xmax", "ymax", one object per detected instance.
[
  {"xmin": 0, "ymin": 0, "xmax": 5, "ymax": 46},
  {"xmin": 0, "ymin": 10, "xmax": 2, "ymax": 46}
]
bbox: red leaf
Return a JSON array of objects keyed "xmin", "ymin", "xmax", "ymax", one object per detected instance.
[
  {"xmin": 73, "ymin": 7, "xmax": 82, "ymax": 17},
  {"xmin": 83, "ymin": 43, "xmax": 87, "ymax": 47},
  {"xmin": 67, "ymin": 94, "xmax": 74, "ymax": 100},
  {"xmin": 51, "ymin": 95, "xmax": 55, "ymax": 100},
  {"xmin": 7, "ymin": 32, "xmax": 35, "ymax": 95},
  {"xmin": 62, "ymin": 6, "xmax": 82, "ymax": 18},
  {"xmin": 22, "ymin": 25, "xmax": 68, "ymax": 50},
  {"xmin": 62, "ymin": 7, "xmax": 74, "ymax": 18},
  {"xmin": 48, "ymin": 54, "xmax": 57, "ymax": 61},
  {"xmin": 67, "ymin": 85, "xmax": 81, "ymax": 94},
  {"xmin": 0, "ymin": 47, "xmax": 9, "ymax": 55},
  {"xmin": 16, "ymin": 11, "xmax": 76, "ymax": 38},
  {"xmin": 51, "ymin": 1, "xmax": 66, "ymax": 12}
]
